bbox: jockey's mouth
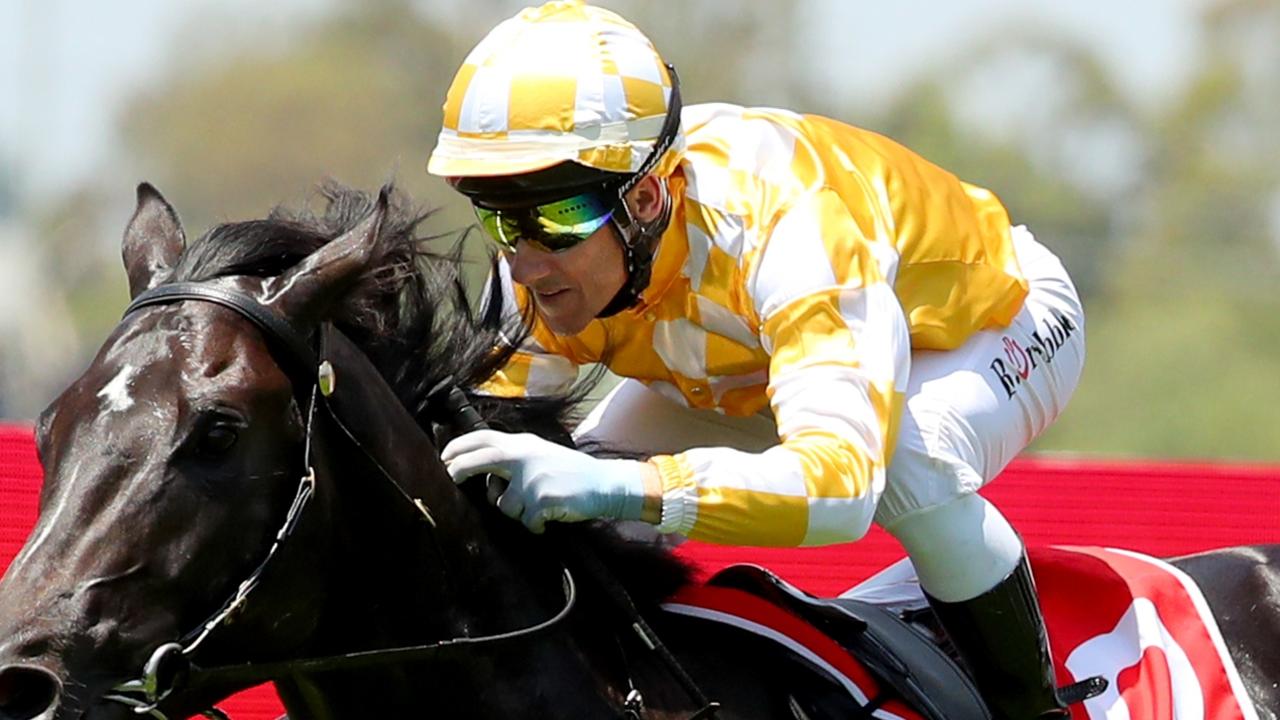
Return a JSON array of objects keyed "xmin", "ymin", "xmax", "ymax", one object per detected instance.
[{"xmin": 534, "ymin": 287, "xmax": 573, "ymax": 301}]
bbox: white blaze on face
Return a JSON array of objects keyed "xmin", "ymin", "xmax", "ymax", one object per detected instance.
[{"xmin": 97, "ymin": 364, "xmax": 139, "ymax": 413}]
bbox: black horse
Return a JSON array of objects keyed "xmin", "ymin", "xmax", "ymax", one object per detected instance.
[{"xmin": 0, "ymin": 183, "xmax": 1275, "ymax": 719}]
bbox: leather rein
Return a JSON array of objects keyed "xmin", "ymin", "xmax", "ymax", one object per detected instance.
[{"xmin": 105, "ymin": 281, "xmax": 718, "ymax": 720}]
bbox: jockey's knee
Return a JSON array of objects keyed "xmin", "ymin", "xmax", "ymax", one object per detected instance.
[{"xmin": 879, "ymin": 492, "xmax": 1024, "ymax": 602}]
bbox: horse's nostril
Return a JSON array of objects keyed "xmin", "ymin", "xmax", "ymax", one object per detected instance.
[{"xmin": 0, "ymin": 665, "xmax": 60, "ymax": 720}]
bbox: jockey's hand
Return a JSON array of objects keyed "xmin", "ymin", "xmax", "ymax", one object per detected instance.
[{"xmin": 441, "ymin": 429, "xmax": 649, "ymax": 533}]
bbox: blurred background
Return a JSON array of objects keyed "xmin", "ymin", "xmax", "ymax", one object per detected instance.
[{"xmin": 0, "ymin": 0, "xmax": 1276, "ymax": 460}]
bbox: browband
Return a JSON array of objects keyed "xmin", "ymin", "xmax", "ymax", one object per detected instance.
[{"xmin": 124, "ymin": 283, "xmax": 318, "ymax": 380}]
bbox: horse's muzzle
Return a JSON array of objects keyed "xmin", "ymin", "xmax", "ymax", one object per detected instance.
[{"xmin": 0, "ymin": 664, "xmax": 60, "ymax": 720}]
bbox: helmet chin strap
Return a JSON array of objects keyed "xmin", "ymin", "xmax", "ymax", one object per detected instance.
[
  {"xmin": 596, "ymin": 180, "xmax": 672, "ymax": 318},
  {"xmin": 594, "ymin": 64, "xmax": 682, "ymax": 319}
]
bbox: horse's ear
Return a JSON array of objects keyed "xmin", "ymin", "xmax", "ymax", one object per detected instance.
[
  {"xmin": 122, "ymin": 183, "xmax": 186, "ymax": 299},
  {"xmin": 263, "ymin": 189, "xmax": 388, "ymax": 323}
]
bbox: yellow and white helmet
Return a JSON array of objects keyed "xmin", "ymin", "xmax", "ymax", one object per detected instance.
[{"xmin": 427, "ymin": 0, "xmax": 681, "ymax": 180}]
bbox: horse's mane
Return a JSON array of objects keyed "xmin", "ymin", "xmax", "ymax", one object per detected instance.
[
  {"xmin": 169, "ymin": 180, "xmax": 692, "ymax": 608},
  {"xmin": 172, "ymin": 183, "xmax": 510, "ymax": 420}
]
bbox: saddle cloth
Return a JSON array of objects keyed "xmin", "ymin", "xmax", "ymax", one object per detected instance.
[{"xmin": 663, "ymin": 546, "xmax": 1259, "ymax": 720}]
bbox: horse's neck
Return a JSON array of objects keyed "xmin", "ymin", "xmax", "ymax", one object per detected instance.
[
  {"xmin": 314, "ymin": 331, "xmax": 569, "ymax": 632},
  {"xmin": 281, "ymin": 334, "xmax": 622, "ymax": 717}
]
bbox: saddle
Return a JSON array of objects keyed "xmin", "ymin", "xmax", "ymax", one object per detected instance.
[{"xmin": 705, "ymin": 564, "xmax": 989, "ymax": 720}]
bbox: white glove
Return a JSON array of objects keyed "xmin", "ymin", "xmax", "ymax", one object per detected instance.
[{"xmin": 441, "ymin": 429, "xmax": 648, "ymax": 533}]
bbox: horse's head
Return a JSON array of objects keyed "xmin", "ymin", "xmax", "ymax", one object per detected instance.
[{"xmin": 0, "ymin": 184, "xmax": 408, "ymax": 719}]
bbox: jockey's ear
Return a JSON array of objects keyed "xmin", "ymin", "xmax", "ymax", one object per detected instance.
[
  {"xmin": 262, "ymin": 187, "xmax": 388, "ymax": 324},
  {"xmin": 626, "ymin": 173, "xmax": 665, "ymax": 224},
  {"xmin": 122, "ymin": 183, "xmax": 186, "ymax": 298}
]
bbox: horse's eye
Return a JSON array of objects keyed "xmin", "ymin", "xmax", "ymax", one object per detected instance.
[{"xmin": 198, "ymin": 424, "xmax": 240, "ymax": 456}]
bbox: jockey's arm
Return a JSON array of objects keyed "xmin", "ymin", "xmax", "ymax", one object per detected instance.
[{"xmin": 650, "ymin": 188, "xmax": 911, "ymax": 547}]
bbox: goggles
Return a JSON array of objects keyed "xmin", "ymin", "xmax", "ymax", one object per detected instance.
[{"xmin": 473, "ymin": 191, "xmax": 618, "ymax": 253}]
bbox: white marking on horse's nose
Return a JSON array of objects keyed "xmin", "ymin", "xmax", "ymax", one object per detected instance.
[{"xmin": 97, "ymin": 364, "xmax": 138, "ymax": 413}]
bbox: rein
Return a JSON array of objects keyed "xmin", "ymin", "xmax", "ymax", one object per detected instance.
[
  {"xmin": 425, "ymin": 378, "xmax": 720, "ymax": 719},
  {"xmin": 108, "ymin": 281, "xmax": 718, "ymax": 719}
]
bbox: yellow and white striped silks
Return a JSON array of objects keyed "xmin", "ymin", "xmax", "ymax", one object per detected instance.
[
  {"xmin": 428, "ymin": 1, "xmax": 677, "ymax": 178},
  {"xmin": 483, "ymin": 104, "xmax": 1030, "ymax": 548}
]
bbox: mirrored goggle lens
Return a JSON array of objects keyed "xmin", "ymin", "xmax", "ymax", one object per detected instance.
[{"xmin": 473, "ymin": 192, "xmax": 615, "ymax": 253}]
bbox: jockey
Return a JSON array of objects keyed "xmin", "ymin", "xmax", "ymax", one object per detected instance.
[{"xmin": 428, "ymin": 3, "xmax": 1085, "ymax": 718}]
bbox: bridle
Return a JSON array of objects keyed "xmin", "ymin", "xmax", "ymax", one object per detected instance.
[
  {"xmin": 104, "ymin": 281, "xmax": 718, "ymax": 719},
  {"xmin": 104, "ymin": 282, "xmax": 576, "ymax": 718}
]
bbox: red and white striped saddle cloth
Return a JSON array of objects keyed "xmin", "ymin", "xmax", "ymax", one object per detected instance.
[{"xmin": 663, "ymin": 546, "xmax": 1259, "ymax": 720}]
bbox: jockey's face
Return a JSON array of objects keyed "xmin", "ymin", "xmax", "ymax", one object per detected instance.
[
  {"xmin": 507, "ymin": 220, "xmax": 626, "ymax": 335},
  {"xmin": 506, "ymin": 175, "xmax": 664, "ymax": 336}
]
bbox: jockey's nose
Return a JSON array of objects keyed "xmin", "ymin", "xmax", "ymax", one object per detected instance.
[
  {"xmin": 0, "ymin": 664, "xmax": 60, "ymax": 720},
  {"xmin": 507, "ymin": 242, "xmax": 556, "ymax": 286}
]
